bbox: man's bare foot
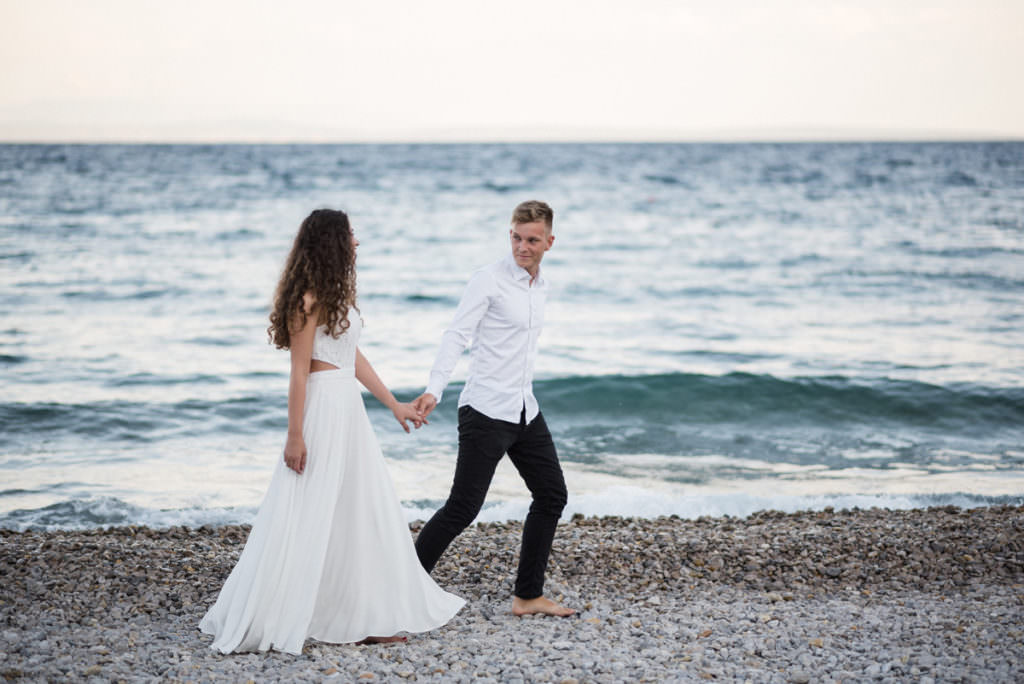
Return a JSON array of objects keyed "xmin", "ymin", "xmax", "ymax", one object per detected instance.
[
  {"xmin": 356, "ymin": 635, "xmax": 407, "ymax": 645},
  {"xmin": 512, "ymin": 595, "xmax": 575, "ymax": 617}
]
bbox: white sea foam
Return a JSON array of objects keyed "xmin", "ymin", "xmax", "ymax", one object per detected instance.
[
  {"xmin": 3, "ymin": 488, "xmax": 1017, "ymax": 532},
  {"xmin": 447, "ymin": 487, "xmax": 1008, "ymax": 525}
]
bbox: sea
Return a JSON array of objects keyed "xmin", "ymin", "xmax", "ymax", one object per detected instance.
[{"xmin": 2, "ymin": 142, "xmax": 1023, "ymax": 531}]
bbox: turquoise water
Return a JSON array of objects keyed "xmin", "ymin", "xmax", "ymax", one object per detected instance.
[{"xmin": 2, "ymin": 142, "xmax": 1022, "ymax": 529}]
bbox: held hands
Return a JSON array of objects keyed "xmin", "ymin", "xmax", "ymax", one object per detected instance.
[
  {"xmin": 284, "ymin": 434, "xmax": 307, "ymax": 474},
  {"xmin": 392, "ymin": 401, "xmax": 428, "ymax": 433},
  {"xmin": 412, "ymin": 393, "xmax": 438, "ymax": 419}
]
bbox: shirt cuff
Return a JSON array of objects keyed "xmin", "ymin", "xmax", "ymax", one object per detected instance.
[{"xmin": 424, "ymin": 384, "xmax": 443, "ymax": 405}]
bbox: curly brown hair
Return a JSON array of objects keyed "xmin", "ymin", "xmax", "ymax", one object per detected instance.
[{"xmin": 268, "ymin": 208, "xmax": 357, "ymax": 349}]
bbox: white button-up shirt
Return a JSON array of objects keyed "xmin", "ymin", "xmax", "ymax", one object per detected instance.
[{"xmin": 425, "ymin": 253, "xmax": 547, "ymax": 423}]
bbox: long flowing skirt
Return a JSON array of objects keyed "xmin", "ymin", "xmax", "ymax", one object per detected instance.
[{"xmin": 199, "ymin": 368, "xmax": 464, "ymax": 654}]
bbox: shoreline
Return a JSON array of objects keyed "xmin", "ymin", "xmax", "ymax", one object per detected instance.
[{"xmin": 2, "ymin": 506, "xmax": 1022, "ymax": 682}]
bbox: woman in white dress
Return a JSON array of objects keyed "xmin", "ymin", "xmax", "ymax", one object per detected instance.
[{"xmin": 199, "ymin": 208, "xmax": 464, "ymax": 654}]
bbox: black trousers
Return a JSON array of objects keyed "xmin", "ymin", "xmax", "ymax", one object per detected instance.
[{"xmin": 414, "ymin": 405, "xmax": 568, "ymax": 599}]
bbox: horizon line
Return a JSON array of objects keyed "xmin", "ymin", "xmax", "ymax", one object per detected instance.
[
  {"xmin": 2, "ymin": 135, "xmax": 1022, "ymax": 145},
  {"xmin": 2, "ymin": 123, "xmax": 1021, "ymax": 145}
]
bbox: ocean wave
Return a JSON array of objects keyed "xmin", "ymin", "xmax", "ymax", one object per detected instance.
[
  {"xmin": 534, "ymin": 372, "xmax": 1024, "ymax": 432},
  {"xmin": 4, "ymin": 372, "xmax": 1021, "ymax": 445},
  {"xmin": 482, "ymin": 180, "xmax": 527, "ymax": 193},
  {"xmin": 0, "ymin": 496, "xmax": 259, "ymax": 531},
  {"xmin": 902, "ymin": 245, "xmax": 1024, "ymax": 259},
  {"xmin": 463, "ymin": 489, "xmax": 1023, "ymax": 524},
  {"xmin": 759, "ymin": 164, "xmax": 827, "ymax": 185},
  {"xmin": 60, "ymin": 286, "xmax": 191, "ymax": 302},
  {"xmin": 944, "ymin": 170, "xmax": 978, "ymax": 187},
  {"xmin": 643, "ymin": 174, "xmax": 692, "ymax": 187},
  {"xmin": 105, "ymin": 372, "xmax": 227, "ymax": 388},
  {"xmin": 3, "ymin": 490, "xmax": 1019, "ymax": 532},
  {"xmin": 0, "ymin": 250, "xmax": 34, "ymax": 262},
  {"xmin": 361, "ymin": 292, "xmax": 460, "ymax": 305},
  {"xmin": 185, "ymin": 336, "xmax": 245, "ymax": 347},
  {"xmin": 815, "ymin": 268, "xmax": 1024, "ymax": 292},
  {"xmin": 1, "ymin": 395, "xmax": 283, "ymax": 440},
  {"xmin": 214, "ymin": 228, "xmax": 263, "ymax": 240}
]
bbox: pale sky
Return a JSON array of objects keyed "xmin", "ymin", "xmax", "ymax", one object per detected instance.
[{"xmin": 1, "ymin": 0, "xmax": 1022, "ymax": 142}]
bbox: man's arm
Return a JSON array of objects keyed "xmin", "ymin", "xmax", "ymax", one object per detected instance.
[{"xmin": 413, "ymin": 270, "xmax": 493, "ymax": 417}]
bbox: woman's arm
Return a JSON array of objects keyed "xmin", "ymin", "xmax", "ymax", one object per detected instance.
[
  {"xmin": 283, "ymin": 294, "xmax": 317, "ymax": 474},
  {"xmin": 355, "ymin": 347, "xmax": 425, "ymax": 433}
]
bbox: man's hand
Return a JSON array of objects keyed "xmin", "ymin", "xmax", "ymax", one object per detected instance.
[{"xmin": 412, "ymin": 392, "xmax": 438, "ymax": 419}]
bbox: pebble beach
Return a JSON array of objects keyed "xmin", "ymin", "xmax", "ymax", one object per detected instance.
[{"xmin": 2, "ymin": 506, "xmax": 1023, "ymax": 683}]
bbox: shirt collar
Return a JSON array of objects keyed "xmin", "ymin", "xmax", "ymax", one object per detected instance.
[{"xmin": 503, "ymin": 252, "xmax": 542, "ymax": 285}]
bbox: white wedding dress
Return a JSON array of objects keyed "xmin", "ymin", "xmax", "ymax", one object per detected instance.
[{"xmin": 199, "ymin": 314, "xmax": 464, "ymax": 654}]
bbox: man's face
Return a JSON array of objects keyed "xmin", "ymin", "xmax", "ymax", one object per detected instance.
[{"xmin": 510, "ymin": 220, "xmax": 554, "ymax": 276}]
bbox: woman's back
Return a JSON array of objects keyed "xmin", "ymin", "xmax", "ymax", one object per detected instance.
[{"xmin": 311, "ymin": 315, "xmax": 361, "ymax": 370}]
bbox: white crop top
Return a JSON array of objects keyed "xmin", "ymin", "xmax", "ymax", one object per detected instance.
[{"xmin": 311, "ymin": 313, "xmax": 361, "ymax": 370}]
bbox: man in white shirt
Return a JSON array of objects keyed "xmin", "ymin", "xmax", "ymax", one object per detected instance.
[{"xmin": 412, "ymin": 200, "xmax": 573, "ymax": 617}]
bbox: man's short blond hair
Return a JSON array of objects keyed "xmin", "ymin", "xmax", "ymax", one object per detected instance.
[{"xmin": 511, "ymin": 200, "xmax": 553, "ymax": 230}]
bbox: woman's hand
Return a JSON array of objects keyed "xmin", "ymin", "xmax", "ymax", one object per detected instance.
[
  {"xmin": 284, "ymin": 434, "xmax": 307, "ymax": 474},
  {"xmin": 392, "ymin": 402, "xmax": 428, "ymax": 433}
]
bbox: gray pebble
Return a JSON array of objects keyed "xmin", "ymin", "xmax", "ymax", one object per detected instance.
[{"xmin": 2, "ymin": 509, "xmax": 1022, "ymax": 682}]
